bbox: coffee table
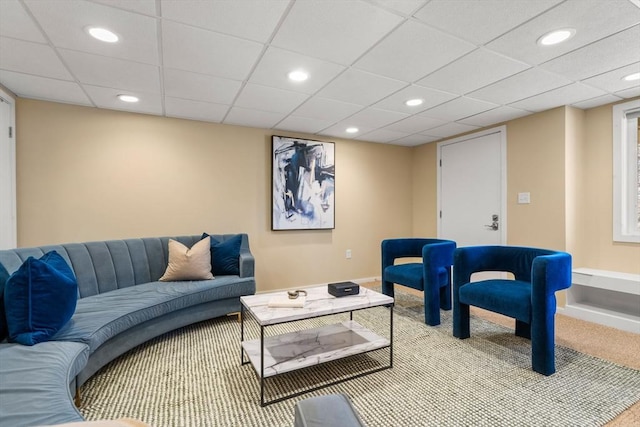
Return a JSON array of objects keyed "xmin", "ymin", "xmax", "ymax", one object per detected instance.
[{"xmin": 240, "ymin": 285, "xmax": 394, "ymax": 406}]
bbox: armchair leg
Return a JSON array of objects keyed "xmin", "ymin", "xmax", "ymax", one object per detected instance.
[
  {"xmin": 453, "ymin": 303, "xmax": 470, "ymax": 339},
  {"xmin": 531, "ymin": 318, "xmax": 556, "ymax": 376},
  {"xmin": 381, "ymin": 281, "xmax": 395, "ymax": 298},
  {"xmin": 439, "ymin": 282, "xmax": 452, "ymax": 311},
  {"xmin": 424, "ymin": 285, "xmax": 441, "ymax": 326},
  {"xmin": 515, "ymin": 320, "xmax": 531, "ymax": 339}
]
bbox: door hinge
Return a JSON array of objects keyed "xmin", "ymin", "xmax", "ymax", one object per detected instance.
[
  {"xmin": 8, "ymin": 126, "xmax": 12, "ymax": 138},
  {"xmin": 439, "ymin": 159, "xmax": 442, "ymax": 167},
  {"xmin": 439, "ymin": 210, "xmax": 442, "ymax": 218}
]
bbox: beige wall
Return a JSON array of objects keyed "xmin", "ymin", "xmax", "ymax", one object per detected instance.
[
  {"xmin": 579, "ymin": 102, "xmax": 640, "ymax": 274},
  {"xmin": 411, "ymin": 141, "xmax": 437, "ymax": 237},
  {"xmin": 14, "ymin": 96, "xmax": 640, "ymax": 293},
  {"xmin": 506, "ymin": 107, "xmax": 567, "ymax": 250},
  {"xmin": 16, "ymin": 99, "xmax": 413, "ymax": 291}
]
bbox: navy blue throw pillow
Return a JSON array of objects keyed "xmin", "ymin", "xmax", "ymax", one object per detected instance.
[
  {"xmin": 0, "ymin": 263, "xmax": 10, "ymax": 341},
  {"xmin": 201, "ymin": 233, "xmax": 242, "ymax": 276},
  {"xmin": 4, "ymin": 251, "xmax": 78, "ymax": 345}
]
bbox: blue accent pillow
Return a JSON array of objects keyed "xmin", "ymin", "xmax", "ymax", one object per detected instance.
[
  {"xmin": 4, "ymin": 251, "xmax": 78, "ymax": 346},
  {"xmin": 201, "ymin": 233, "xmax": 242, "ymax": 276},
  {"xmin": 0, "ymin": 263, "xmax": 9, "ymax": 341}
]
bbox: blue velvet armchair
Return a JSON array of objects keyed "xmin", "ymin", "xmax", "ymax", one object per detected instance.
[
  {"xmin": 382, "ymin": 238, "xmax": 456, "ymax": 326},
  {"xmin": 452, "ymin": 246, "xmax": 572, "ymax": 375}
]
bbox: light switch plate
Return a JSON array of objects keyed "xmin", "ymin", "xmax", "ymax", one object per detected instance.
[{"xmin": 518, "ymin": 192, "xmax": 531, "ymax": 204}]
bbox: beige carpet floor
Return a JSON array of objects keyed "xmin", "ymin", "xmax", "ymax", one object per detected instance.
[{"xmin": 389, "ymin": 283, "xmax": 640, "ymax": 427}]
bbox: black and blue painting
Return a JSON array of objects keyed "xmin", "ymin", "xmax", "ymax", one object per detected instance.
[{"xmin": 272, "ymin": 136, "xmax": 335, "ymax": 230}]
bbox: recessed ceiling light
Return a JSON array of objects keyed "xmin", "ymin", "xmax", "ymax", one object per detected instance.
[
  {"xmin": 405, "ymin": 98, "xmax": 424, "ymax": 107},
  {"xmin": 86, "ymin": 26, "xmax": 119, "ymax": 43},
  {"xmin": 345, "ymin": 127, "xmax": 359, "ymax": 134},
  {"xmin": 537, "ymin": 28, "xmax": 576, "ymax": 46},
  {"xmin": 117, "ymin": 94, "xmax": 139, "ymax": 103},
  {"xmin": 622, "ymin": 72, "xmax": 640, "ymax": 82},
  {"xmin": 288, "ymin": 70, "xmax": 309, "ymax": 82}
]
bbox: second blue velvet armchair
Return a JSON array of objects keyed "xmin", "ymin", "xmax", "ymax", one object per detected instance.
[
  {"xmin": 381, "ymin": 238, "xmax": 456, "ymax": 326},
  {"xmin": 452, "ymin": 245, "xmax": 572, "ymax": 375}
]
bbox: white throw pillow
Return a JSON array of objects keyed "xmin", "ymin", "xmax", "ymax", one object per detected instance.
[{"xmin": 159, "ymin": 237, "xmax": 214, "ymax": 281}]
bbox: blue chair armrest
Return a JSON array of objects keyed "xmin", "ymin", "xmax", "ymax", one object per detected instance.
[{"xmin": 423, "ymin": 241, "xmax": 456, "ymax": 282}]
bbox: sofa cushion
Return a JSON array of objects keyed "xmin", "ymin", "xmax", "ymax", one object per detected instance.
[
  {"xmin": 5, "ymin": 251, "xmax": 78, "ymax": 345},
  {"xmin": 0, "ymin": 263, "xmax": 9, "ymax": 341},
  {"xmin": 202, "ymin": 233, "xmax": 242, "ymax": 276},
  {"xmin": 159, "ymin": 238, "xmax": 213, "ymax": 282},
  {"xmin": 0, "ymin": 341, "xmax": 89, "ymax": 427},
  {"xmin": 52, "ymin": 276, "xmax": 255, "ymax": 352}
]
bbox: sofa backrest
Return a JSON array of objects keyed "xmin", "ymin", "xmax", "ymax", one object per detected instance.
[{"xmin": 0, "ymin": 234, "xmax": 251, "ymax": 298}]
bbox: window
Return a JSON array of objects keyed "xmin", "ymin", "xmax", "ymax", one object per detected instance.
[{"xmin": 613, "ymin": 99, "xmax": 640, "ymax": 243}]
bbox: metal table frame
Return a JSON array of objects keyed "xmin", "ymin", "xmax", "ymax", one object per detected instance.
[{"xmin": 240, "ymin": 303, "xmax": 393, "ymax": 407}]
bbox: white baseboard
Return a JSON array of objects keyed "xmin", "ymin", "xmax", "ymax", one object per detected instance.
[{"xmin": 259, "ymin": 277, "xmax": 381, "ymax": 294}]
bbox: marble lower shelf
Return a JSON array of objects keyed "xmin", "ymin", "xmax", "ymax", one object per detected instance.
[{"xmin": 242, "ymin": 320, "xmax": 390, "ymax": 379}]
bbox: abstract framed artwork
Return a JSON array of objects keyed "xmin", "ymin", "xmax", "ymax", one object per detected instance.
[{"xmin": 272, "ymin": 135, "xmax": 335, "ymax": 230}]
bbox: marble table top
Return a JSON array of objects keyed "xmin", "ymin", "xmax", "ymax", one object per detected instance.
[
  {"xmin": 241, "ymin": 320, "xmax": 389, "ymax": 378},
  {"xmin": 241, "ymin": 285, "xmax": 394, "ymax": 326}
]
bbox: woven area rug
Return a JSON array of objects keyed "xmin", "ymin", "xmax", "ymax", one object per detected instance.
[{"xmin": 79, "ymin": 289, "xmax": 640, "ymax": 426}]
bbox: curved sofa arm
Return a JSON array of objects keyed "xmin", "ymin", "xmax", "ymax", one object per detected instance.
[
  {"xmin": 239, "ymin": 252, "xmax": 255, "ymax": 278},
  {"xmin": 238, "ymin": 233, "xmax": 255, "ymax": 278}
]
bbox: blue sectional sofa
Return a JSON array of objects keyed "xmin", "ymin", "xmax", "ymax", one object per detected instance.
[{"xmin": 0, "ymin": 234, "xmax": 256, "ymax": 427}]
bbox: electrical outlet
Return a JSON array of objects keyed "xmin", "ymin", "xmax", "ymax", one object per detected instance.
[{"xmin": 346, "ymin": 249, "xmax": 352, "ymax": 259}]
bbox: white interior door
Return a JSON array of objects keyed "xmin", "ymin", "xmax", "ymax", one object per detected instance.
[
  {"xmin": 0, "ymin": 91, "xmax": 16, "ymax": 249},
  {"xmin": 438, "ymin": 127, "xmax": 506, "ymax": 247}
]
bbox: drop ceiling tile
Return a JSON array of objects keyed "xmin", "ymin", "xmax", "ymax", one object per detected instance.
[
  {"xmin": 292, "ymin": 97, "xmax": 363, "ymax": 123},
  {"xmin": 367, "ymin": 0, "xmax": 428, "ymax": 16},
  {"xmin": 234, "ymin": 83, "xmax": 309, "ymax": 114},
  {"xmin": 540, "ymin": 25, "xmax": 640, "ymax": 81},
  {"xmin": 615, "ymin": 86, "xmax": 640, "ymax": 99},
  {"xmin": 0, "ymin": 0, "xmax": 46, "ymax": 42},
  {"xmin": 0, "ymin": 70, "xmax": 92, "ymax": 105},
  {"xmin": 385, "ymin": 115, "xmax": 447, "ymax": 134},
  {"xmin": 468, "ymin": 68, "xmax": 572, "ymax": 105},
  {"xmin": 417, "ymin": 48, "xmax": 531, "ymax": 95},
  {"xmin": 458, "ymin": 106, "xmax": 531, "ymax": 127},
  {"xmin": 25, "ymin": 0, "xmax": 159, "ymax": 65},
  {"xmin": 354, "ymin": 20, "xmax": 475, "ymax": 82},
  {"xmin": 509, "ymin": 83, "xmax": 608, "ymax": 112},
  {"xmin": 162, "ymin": 20, "xmax": 263, "ymax": 80},
  {"xmin": 571, "ymin": 94, "xmax": 623, "ymax": 110},
  {"xmin": 0, "ymin": 37, "xmax": 72, "ymax": 80},
  {"xmin": 249, "ymin": 47, "xmax": 345, "ymax": 94},
  {"xmin": 165, "ymin": 97, "xmax": 229, "ymax": 123},
  {"xmin": 161, "ymin": 0, "xmax": 289, "ymax": 43},
  {"xmin": 224, "ymin": 107, "xmax": 287, "ymax": 129},
  {"xmin": 271, "ymin": 0, "xmax": 403, "ymax": 65},
  {"xmin": 60, "ymin": 49, "xmax": 161, "ymax": 94},
  {"xmin": 413, "ymin": 0, "xmax": 563, "ymax": 45},
  {"xmin": 83, "ymin": 84, "xmax": 163, "ymax": 115},
  {"xmin": 487, "ymin": 0, "xmax": 640, "ymax": 66},
  {"xmin": 357, "ymin": 128, "xmax": 411, "ymax": 143},
  {"xmin": 421, "ymin": 122, "xmax": 480, "ymax": 138},
  {"xmin": 319, "ymin": 123, "xmax": 375, "ymax": 140},
  {"xmin": 421, "ymin": 97, "xmax": 498, "ymax": 121},
  {"xmin": 164, "ymin": 68, "xmax": 241, "ymax": 104},
  {"xmin": 274, "ymin": 115, "xmax": 334, "ymax": 135},
  {"xmin": 315, "ymin": 68, "xmax": 406, "ymax": 106},
  {"xmin": 91, "ymin": 0, "xmax": 157, "ymax": 15},
  {"xmin": 581, "ymin": 62, "xmax": 640, "ymax": 93},
  {"xmin": 345, "ymin": 107, "xmax": 408, "ymax": 129},
  {"xmin": 372, "ymin": 85, "xmax": 456, "ymax": 113},
  {"xmin": 392, "ymin": 133, "xmax": 439, "ymax": 146}
]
